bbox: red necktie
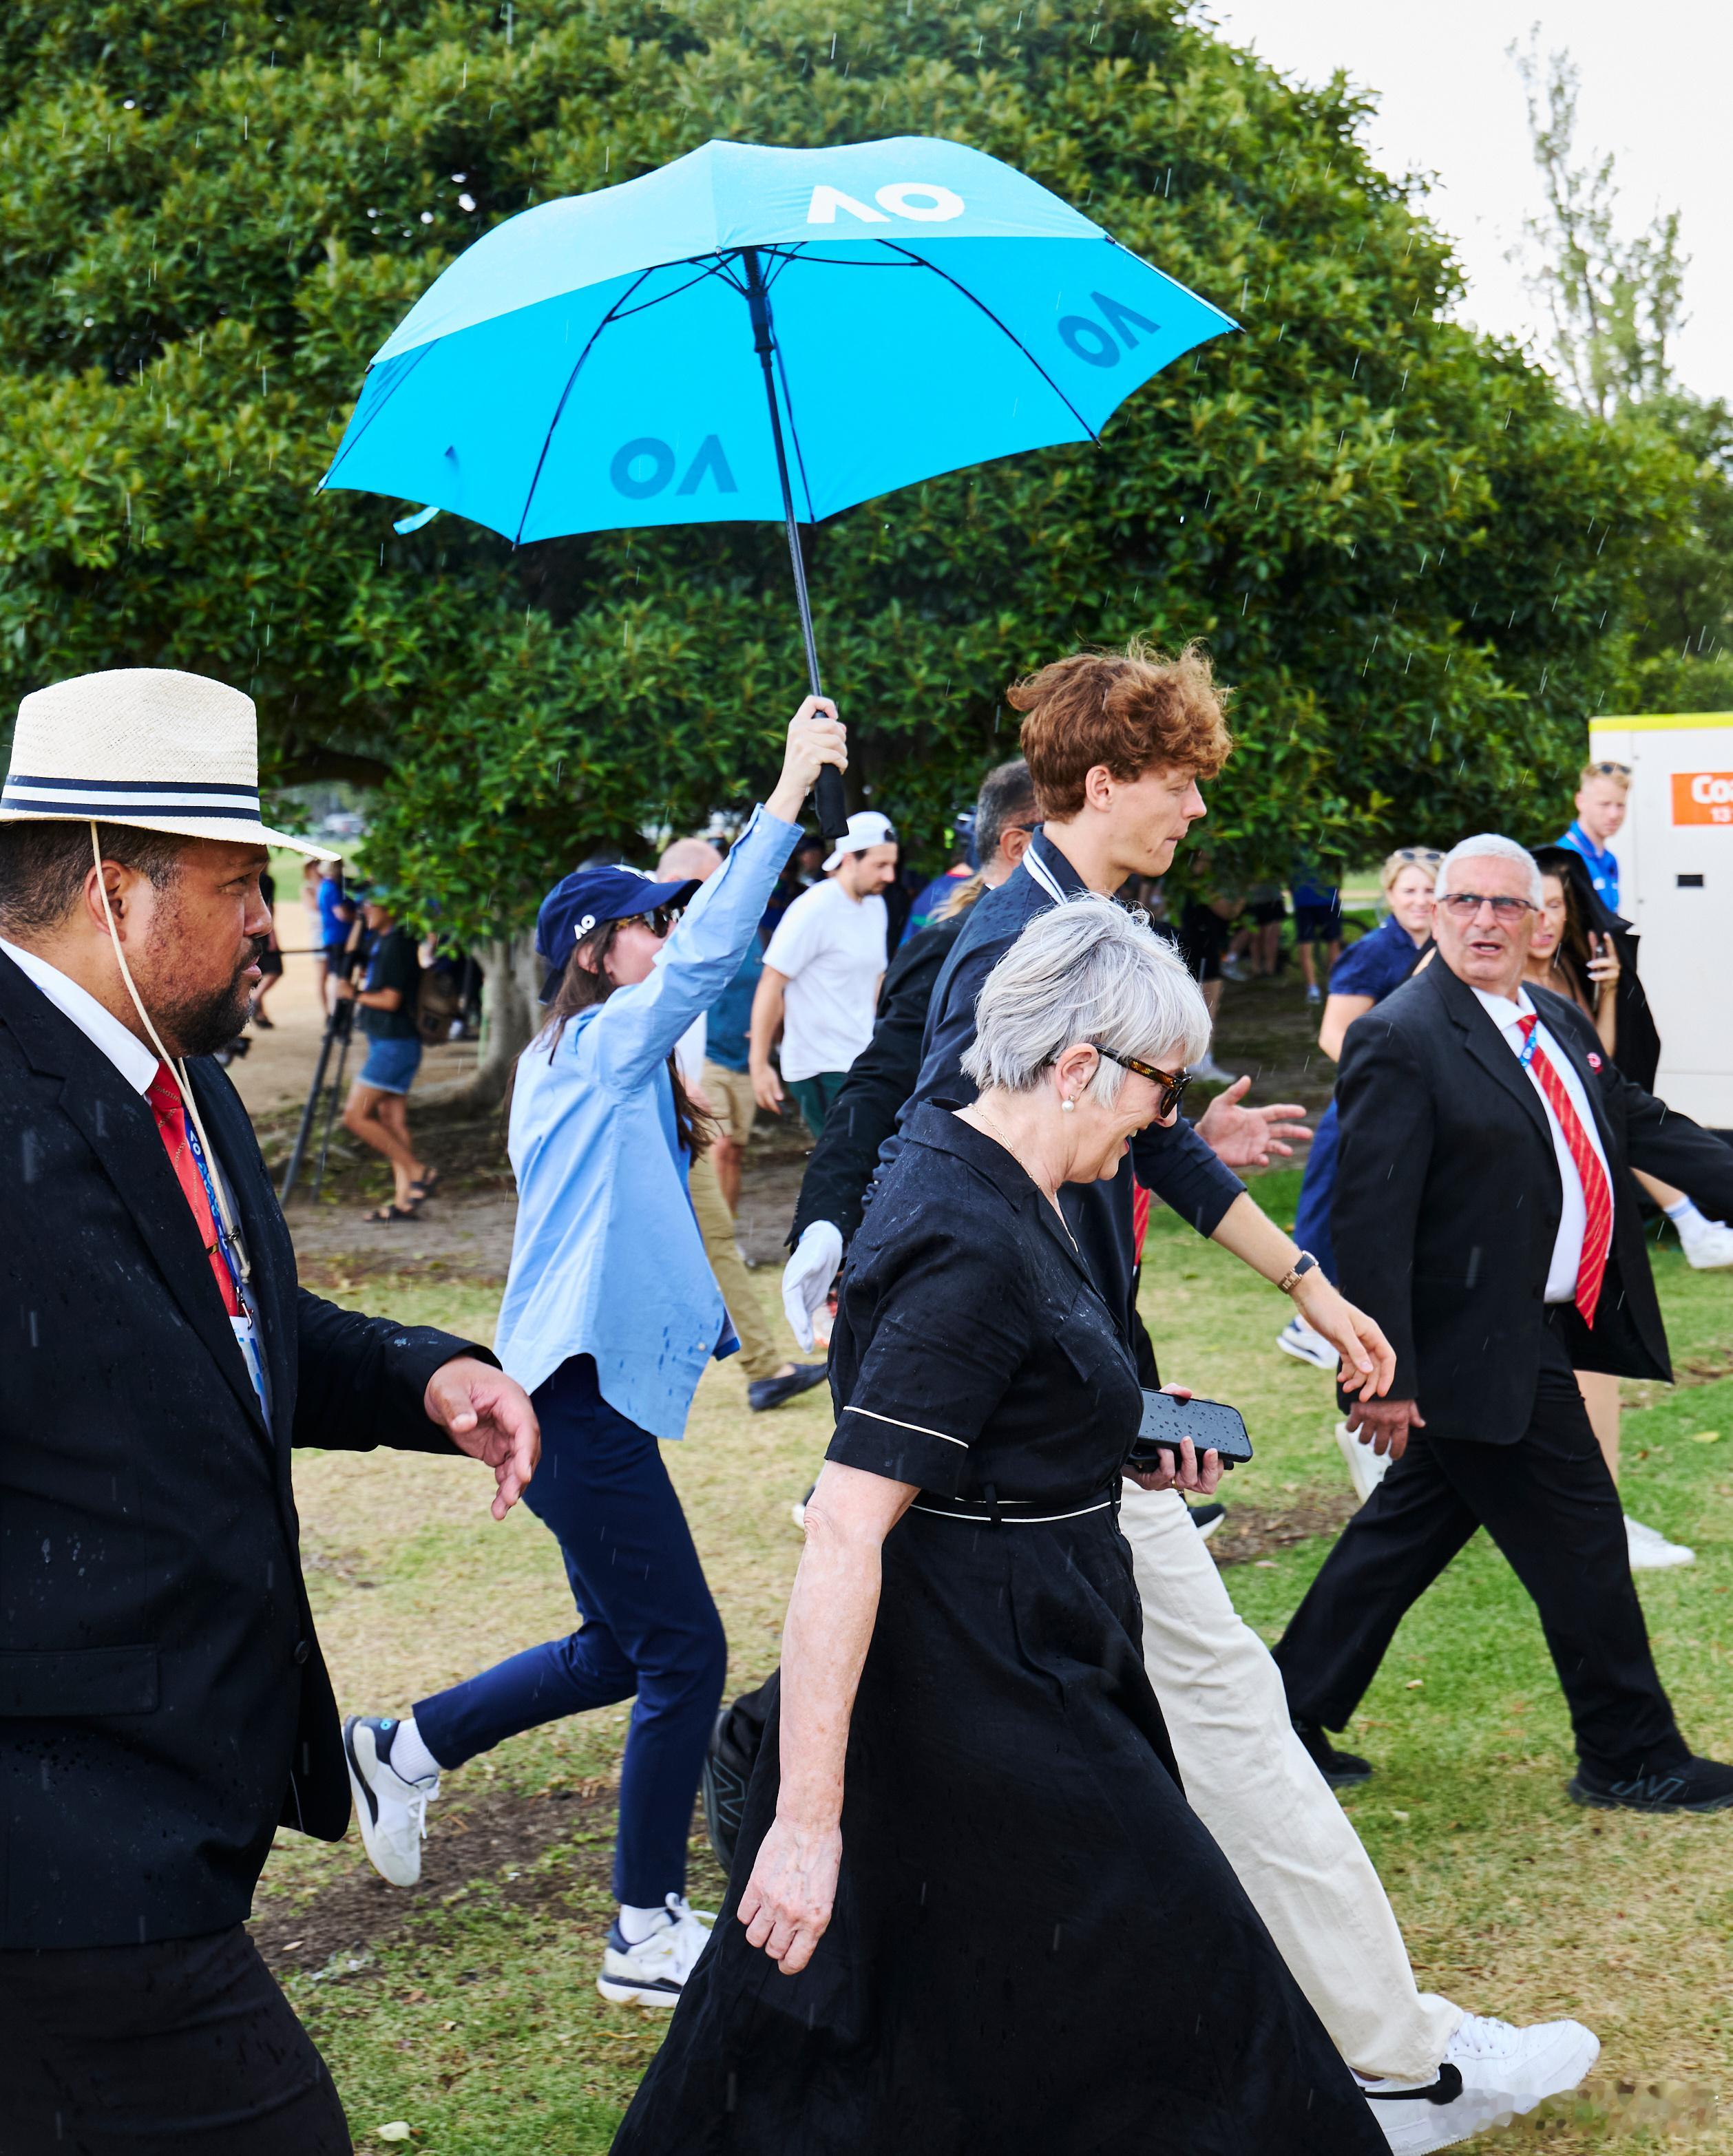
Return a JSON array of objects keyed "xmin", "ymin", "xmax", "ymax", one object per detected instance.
[
  {"xmin": 1517, "ymin": 1016, "xmax": 1613, "ymax": 1328},
  {"xmin": 145, "ymin": 1064, "xmax": 242, "ymax": 1318}
]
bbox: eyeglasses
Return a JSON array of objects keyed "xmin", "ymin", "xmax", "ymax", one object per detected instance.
[
  {"xmin": 1436, "ymin": 891, "xmax": 1536, "ymax": 922},
  {"xmin": 1091, "ymin": 1045, "xmax": 1193, "ymax": 1119},
  {"xmin": 1588, "ymin": 761, "xmax": 1631, "ymax": 777},
  {"xmin": 1390, "ymin": 847, "xmax": 1445, "ymax": 865}
]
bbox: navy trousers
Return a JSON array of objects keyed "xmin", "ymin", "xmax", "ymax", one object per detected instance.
[
  {"xmin": 414, "ymin": 1355, "xmax": 727, "ymax": 1907},
  {"xmin": 1290, "ymin": 1095, "xmax": 1340, "ymax": 1282}
]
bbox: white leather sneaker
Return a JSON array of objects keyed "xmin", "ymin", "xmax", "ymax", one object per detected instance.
[
  {"xmin": 598, "ymin": 1894, "xmax": 715, "ymax": 2007},
  {"xmin": 1361, "ymin": 2011, "xmax": 1599, "ymax": 2153},
  {"xmin": 344, "ymin": 1714, "xmax": 439, "ymax": 1888},
  {"xmin": 1678, "ymin": 1215, "xmax": 1733, "ymax": 1270},
  {"xmin": 1626, "ymin": 1515, "xmax": 1695, "ymax": 1570}
]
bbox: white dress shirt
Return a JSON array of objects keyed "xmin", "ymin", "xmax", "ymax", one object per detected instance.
[
  {"xmin": 1471, "ymin": 984, "xmax": 1613, "ymax": 1304},
  {"xmin": 1, "ymin": 935, "xmax": 270, "ymax": 1410}
]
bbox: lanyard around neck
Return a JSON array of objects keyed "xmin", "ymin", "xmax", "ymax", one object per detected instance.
[{"xmin": 180, "ymin": 1108, "xmax": 251, "ymax": 1314}]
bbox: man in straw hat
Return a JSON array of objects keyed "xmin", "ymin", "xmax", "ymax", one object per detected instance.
[{"xmin": 0, "ymin": 669, "xmax": 540, "ymax": 2150}]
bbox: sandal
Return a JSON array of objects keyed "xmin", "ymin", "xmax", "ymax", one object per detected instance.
[
  {"xmin": 408, "ymin": 1167, "xmax": 442, "ymax": 1201},
  {"xmin": 365, "ymin": 1202, "xmax": 422, "ymax": 1224}
]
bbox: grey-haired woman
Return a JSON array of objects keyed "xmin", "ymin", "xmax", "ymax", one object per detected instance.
[{"xmin": 613, "ymin": 896, "xmax": 1385, "ymax": 2156}]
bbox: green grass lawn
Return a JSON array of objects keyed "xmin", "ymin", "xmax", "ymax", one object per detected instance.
[{"xmin": 266, "ymin": 1209, "xmax": 1733, "ymax": 2153}]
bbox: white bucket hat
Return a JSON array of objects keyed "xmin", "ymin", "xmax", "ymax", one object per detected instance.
[
  {"xmin": 1, "ymin": 667, "xmax": 331, "ymax": 856},
  {"xmin": 822, "ymin": 810, "xmax": 897, "ymax": 874}
]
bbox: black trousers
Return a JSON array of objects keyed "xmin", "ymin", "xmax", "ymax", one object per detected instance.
[
  {"xmin": 1274, "ymin": 1325, "xmax": 1684, "ymax": 1779},
  {"xmin": 0, "ymin": 1925, "xmax": 348, "ymax": 2156}
]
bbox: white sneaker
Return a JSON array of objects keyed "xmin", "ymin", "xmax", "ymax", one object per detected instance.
[
  {"xmin": 598, "ymin": 1894, "xmax": 715, "ymax": 2007},
  {"xmin": 1336, "ymin": 1417, "xmax": 1393, "ymax": 1506},
  {"xmin": 1678, "ymin": 1216, "xmax": 1733, "ymax": 1269},
  {"xmin": 1191, "ymin": 1056, "xmax": 1234, "ymax": 1084},
  {"xmin": 1626, "ymin": 1514, "xmax": 1695, "ymax": 1570},
  {"xmin": 1361, "ymin": 2011, "xmax": 1599, "ymax": 2153},
  {"xmin": 343, "ymin": 1715, "xmax": 439, "ymax": 1887},
  {"xmin": 1305, "ymin": 982, "xmax": 1323, "ymax": 1004},
  {"xmin": 1277, "ymin": 1312, "xmax": 1339, "ymax": 1373}
]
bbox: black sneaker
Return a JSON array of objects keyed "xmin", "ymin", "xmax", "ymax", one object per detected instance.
[
  {"xmin": 1188, "ymin": 1500, "xmax": 1226, "ymax": 1539},
  {"xmin": 748, "ymin": 1362, "xmax": 830, "ymax": 1413},
  {"xmin": 1292, "ymin": 1718, "xmax": 1373, "ymax": 1788},
  {"xmin": 1568, "ymin": 1755, "xmax": 1733, "ymax": 1814}
]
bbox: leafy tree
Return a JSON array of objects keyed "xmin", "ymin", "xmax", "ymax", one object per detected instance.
[
  {"xmin": 1511, "ymin": 34, "xmax": 1732, "ymax": 715},
  {"xmin": 0, "ymin": 0, "xmax": 1699, "ymax": 1088}
]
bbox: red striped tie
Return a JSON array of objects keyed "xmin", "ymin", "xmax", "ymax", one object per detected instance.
[{"xmin": 1517, "ymin": 1016, "xmax": 1613, "ymax": 1328}]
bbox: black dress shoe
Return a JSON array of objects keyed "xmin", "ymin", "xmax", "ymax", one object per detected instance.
[
  {"xmin": 1187, "ymin": 1500, "xmax": 1226, "ymax": 1539},
  {"xmin": 1292, "ymin": 1718, "xmax": 1374, "ymax": 1788},
  {"xmin": 748, "ymin": 1362, "xmax": 830, "ymax": 1413},
  {"xmin": 1568, "ymin": 1755, "xmax": 1733, "ymax": 1814}
]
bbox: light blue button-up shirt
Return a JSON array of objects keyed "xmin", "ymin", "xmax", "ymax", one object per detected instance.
[{"xmin": 494, "ymin": 804, "xmax": 799, "ymax": 1439}]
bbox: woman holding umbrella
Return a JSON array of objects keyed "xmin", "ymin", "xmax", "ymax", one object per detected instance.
[{"xmin": 344, "ymin": 697, "xmax": 847, "ymax": 2009}]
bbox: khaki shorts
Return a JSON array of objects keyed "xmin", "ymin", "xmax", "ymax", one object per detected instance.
[{"xmin": 702, "ymin": 1060, "xmax": 757, "ymax": 1148}]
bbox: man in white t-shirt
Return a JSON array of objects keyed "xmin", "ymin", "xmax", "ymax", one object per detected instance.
[{"xmin": 750, "ymin": 811, "xmax": 897, "ymax": 1138}]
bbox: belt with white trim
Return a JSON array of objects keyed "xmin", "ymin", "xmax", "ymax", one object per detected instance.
[{"xmin": 910, "ymin": 1482, "xmax": 1119, "ymax": 1528}]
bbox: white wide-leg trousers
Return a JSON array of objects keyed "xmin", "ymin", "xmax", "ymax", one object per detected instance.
[{"xmin": 1119, "ymin": 1481, "xmax": 1462, "ymax": 2081}]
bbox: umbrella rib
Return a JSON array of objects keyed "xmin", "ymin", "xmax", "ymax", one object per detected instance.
[
  {"xmin": 512, "ymin": 267, "xmax": 658, "ymax": 547},
  {"xmin": 319, "ymin": 342, "xmax": 439, "ymax": 486},
  {"xmin": 879, "ymin": 241, "xmax": 1101, "ymax": 444},
  {"xmin": 770, "ymin": 331, "xmax": 819, "ymax": 527}
]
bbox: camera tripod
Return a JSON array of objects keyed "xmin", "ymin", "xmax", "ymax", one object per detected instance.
[{"xmin": 278, "ymin": 991, "xmax": 358, "ymax": 1206}]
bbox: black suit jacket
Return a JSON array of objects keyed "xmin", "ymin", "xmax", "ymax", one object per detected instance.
[
  {"xmin": 788, "ymin": 918, "xmax": 960, "ymax": 1247},
  {"xmin": 0, "ymin": 953, "xmax": 490, "ymax": 1947},
  {"xmin": 1332, "ymin": 959, "xmax": 1733, "ymax": 1443}
]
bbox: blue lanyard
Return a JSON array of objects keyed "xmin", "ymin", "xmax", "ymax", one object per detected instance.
[
  {"xmin": 180, "ymin": 1098, "xmax": 250, "ymax": 1315},
  {"xmin": 1516, "ymin": 1016, "xmax": 1540, "ymax": 1070}
]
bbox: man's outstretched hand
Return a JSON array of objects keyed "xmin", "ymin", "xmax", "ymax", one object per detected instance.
[
  {"xmin": 1195, "ymin": 1076, "xmax": 1312, "ymax": 1167},
  {"xmin": 423, "ymin": 1357, "xmax": 540, "ymax": 1519}
]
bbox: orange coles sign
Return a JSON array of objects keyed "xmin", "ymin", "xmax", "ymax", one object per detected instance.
[{"xmin": 1673, "ymin": 772, "xmax": 1733, "ymax": 825}]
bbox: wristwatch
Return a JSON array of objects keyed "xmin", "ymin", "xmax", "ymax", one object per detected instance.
[{"xmin": 1277, "ymin": 1251, "xmax": 1320, "ymax": 1296}]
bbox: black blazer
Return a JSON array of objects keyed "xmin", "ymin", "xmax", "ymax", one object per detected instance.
[
  {"xmin": 1332, "ymin": 959, "xmax": 1733, "ymax": 1443},
  {"xmin": 0, "ymin": 953, "xmax": 488, "ymax": 1948},
  {"xmin": 788, "ymin": 917, "xmax": 960, "ymax": 1247}
]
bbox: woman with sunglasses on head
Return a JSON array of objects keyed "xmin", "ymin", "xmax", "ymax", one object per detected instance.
[
  {"xmin": 1277, "ymin": 849, "xmax": 1442, "ymax": 1422},
  {"xmin": 614, "ymin": 896, "xmax": 1389, "ymax": 2156},
  {"xmin": 342, "ymin": 698, "xmax": 848, "ymax": 2007}
]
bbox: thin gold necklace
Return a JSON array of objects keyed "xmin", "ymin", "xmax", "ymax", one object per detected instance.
[{"xmin": 965, "ymin": 1102, "xmax": 1078, "ymax": 1249}]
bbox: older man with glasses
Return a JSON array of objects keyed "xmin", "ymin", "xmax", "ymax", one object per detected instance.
[{"xmin": 1274, "ymin": 833, "xmax": 1733, "ymax": 1816}]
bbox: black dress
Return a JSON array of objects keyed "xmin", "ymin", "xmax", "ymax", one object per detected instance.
[{"xmin": 613, "ymin": 1107, "xmax": 1385, "ymax": 2155}]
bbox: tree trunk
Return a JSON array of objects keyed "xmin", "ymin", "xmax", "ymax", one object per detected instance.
[{"xmin": 413, "ymin": 933, "xmax": 541, "ymax": 1117}]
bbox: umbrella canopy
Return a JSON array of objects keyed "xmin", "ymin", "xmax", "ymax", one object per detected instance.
[{"xmin": 320, "ymin": 134, "xmax": 1235, "ymax": 542}]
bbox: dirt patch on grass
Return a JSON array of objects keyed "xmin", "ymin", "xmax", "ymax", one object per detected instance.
[
  {"xmin": 1210, "ymin": 1486, "xmax": 1361, "ymax": 1565},
  {"xmin": 249, "ymin": 1781, "xmax": 618, "ymax": 1979},
  {"xmin": 250, "ymin": 1782, "xmax": 732, "ymax": 1987}
]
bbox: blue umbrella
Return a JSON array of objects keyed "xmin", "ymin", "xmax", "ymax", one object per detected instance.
[{"xmin": 321, "ymin": 134, "xmax": 1235, "ymax": 833}]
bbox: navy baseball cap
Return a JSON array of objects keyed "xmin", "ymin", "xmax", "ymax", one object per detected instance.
[{"xmin": 535, "ymin": 863, "xmax": 700, "ymax": 1001}]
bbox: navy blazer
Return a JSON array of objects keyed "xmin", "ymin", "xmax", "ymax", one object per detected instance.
[
  {"xmin": 1332, "ymin": 958, "xmax": 1733, "ymax": 1442},
  {"xmin": 882, "ymin": 831, "xmax": 1246, "ymax": 1363},
  {"xmin": 0, "ymin": 952, "xmax": 488, "ymax": 1947}
]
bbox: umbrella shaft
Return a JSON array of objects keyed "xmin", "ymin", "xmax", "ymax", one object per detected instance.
[{"xmin": 744, "ymin": 249, "xmax": 848, "ymax": 838}]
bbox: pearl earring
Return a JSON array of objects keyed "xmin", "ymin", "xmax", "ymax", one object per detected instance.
[{"xmin": 1061, "ymin": 1097, "xmax": 1075, "ymax": 1113}]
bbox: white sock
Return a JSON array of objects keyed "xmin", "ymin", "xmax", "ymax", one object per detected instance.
[
  {"xmin": 618, "ymin": 1900, "xmax": 669, "ymax": 1945},
  {"xmin": 1662, "ymin": 1196, "xmax": 1705, "ymax": 1229},
  {"xmin": 388, "ymin": 1715, "xmax": 443, "ymax": 1785}
]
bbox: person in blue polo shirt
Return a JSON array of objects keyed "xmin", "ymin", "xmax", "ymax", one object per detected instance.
[
  {"xmin": 1556, "ymin": 759, "xmax": 1629, "ymax": 909},
  {"xmin": 342, "ymin": 697, "xmax": 846, "ymax": 2012}
]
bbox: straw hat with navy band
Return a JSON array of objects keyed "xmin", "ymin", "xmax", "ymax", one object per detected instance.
[{"xmin": 2, "ymin": 666, "xmax": 333, "ymax": 1278}]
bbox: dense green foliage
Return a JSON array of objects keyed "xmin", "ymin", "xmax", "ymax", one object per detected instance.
[{"xmin": 0, "ymin": 0, "xmax": 1705, "ymax": 937}]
